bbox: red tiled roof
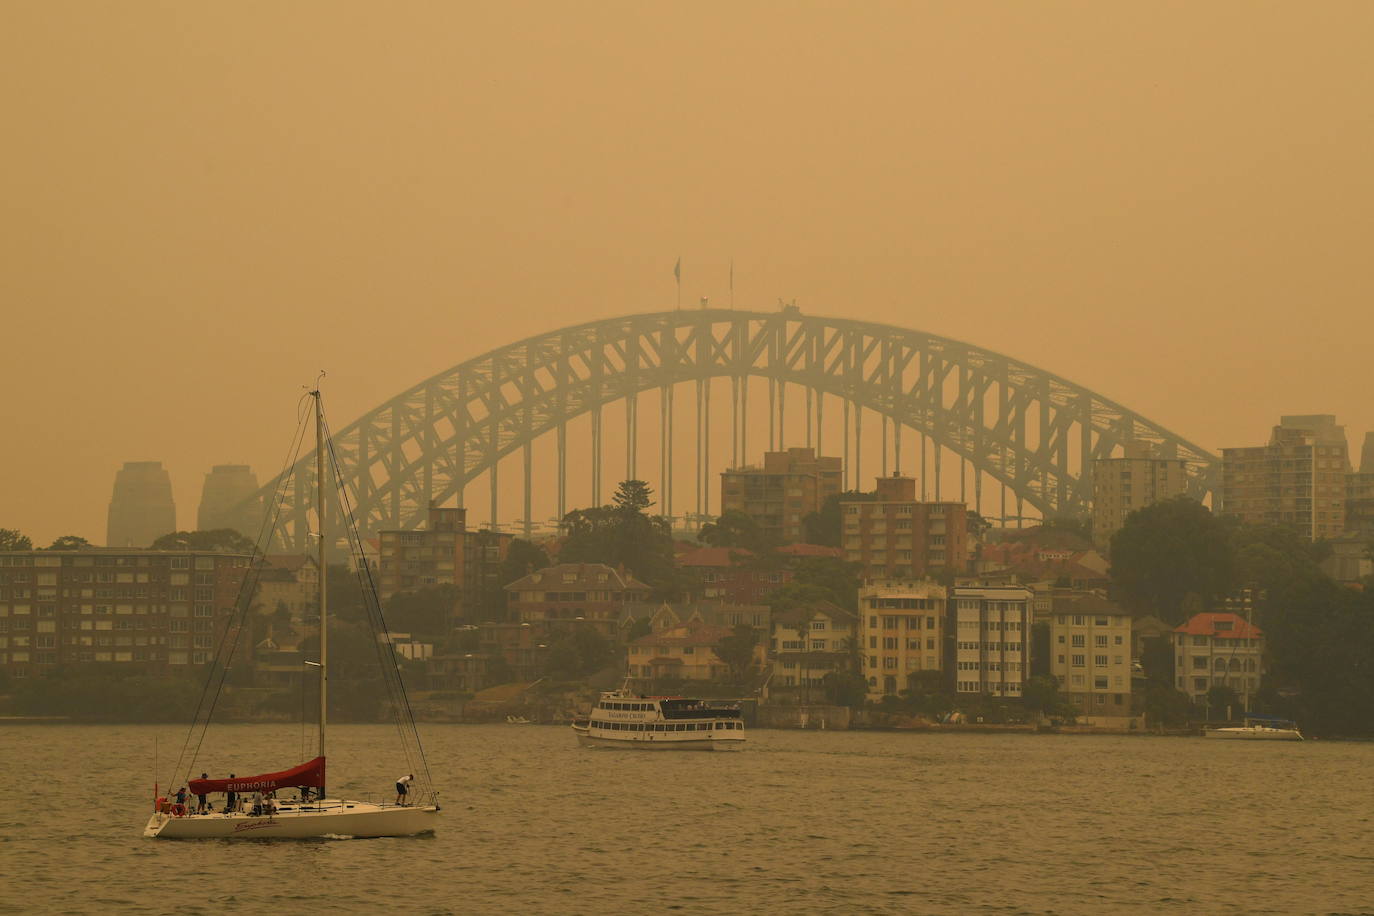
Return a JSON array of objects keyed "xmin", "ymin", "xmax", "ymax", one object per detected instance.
[
  {"xmin": 631, "ymin": 618, "xmax": 734, "ymax": 647},
  {"xmin": 505, "ymin": 562, "xmax": 651, "ymax": 592},
  {"xmin": 678, "ymin": 546, "xmax": 754, "ymax": 567},
  {"xmin": 776, "ymin": 543, "xmax": 845, "ymax": 558},
  {"xmin": 1174, "ymin": 612, "xmax": 1263, "ymax": 639}
]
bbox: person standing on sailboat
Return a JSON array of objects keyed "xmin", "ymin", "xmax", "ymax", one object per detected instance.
[{"xmin": 395, "ymin": 774, "xmax": 413, "ymax": 806}]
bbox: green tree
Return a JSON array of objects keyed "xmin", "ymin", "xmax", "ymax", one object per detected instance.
[
  {"xmin": 713, "ymin": 624, "xmax": 759, "ymax": 683},
  {"xmin": 0, "ymin": 528, "xmax": 33, "ymax": 550},
  {"xmin": 624, "ymin": 615, "xmax": 653, "ymax": 642},
  {"xmin": 559, "ymin": 480, "xmax": 679, "ymax": 592},
  {"xmin": 1206, "ymin": 684, "xmax": 1242, "ymax": 720},
  {"xmin": 1143, "ymin": 683, "xmax": 1193, "ymax": 728},
  {"xmin": 150, "ymin": 528, "xmax": 258, "ymax": 554},
  {"xmin": 1022, "ymin": 675, "xmax": 1076, "ymax": 720},
  {"xmin": 47, "ymin": 535, "xmax": 91, "ymax": 550},
  {"xmin": 699, "ymin": 510, "xmax": 773, "ymax": 553},
  {"xmin": 801, "ymin": 491, "xmax": 875, "ymax": 547},
  {"xmin": 384, "ymin": 584, "xmax": 462, "ymax": 642},
  {"xmin": 1139, "ymin": 637, "xmax": 1174, "ymax": 685},
  {"xmin": 791, "ymin": 556, "xmax": 863, "ymax": 612},
  {"xmin": 1109, "ymin": 497, "xmax": 1233, "ymax": 623},
  {"xmin": 542, "ymin": 626, "xmax": 615, "ymax": 680}
]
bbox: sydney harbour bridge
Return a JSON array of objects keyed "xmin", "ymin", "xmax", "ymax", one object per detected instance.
[{"xmin": 258, "ymin": 308, "xmax": 1218, "ymax": 550}]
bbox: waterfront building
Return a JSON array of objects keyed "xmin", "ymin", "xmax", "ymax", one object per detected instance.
[
  {"xmin": 951, "ymin": 585, "xmax": 1033, "ymax": 698},
  {"xmin": 720, "ymin": 447, "xmax": 843, "ymax": 544},
  {"xmin": 623, "ymin": 601, "xmax": 772, "ymax": 637},
  {"xmin": 626, "ymin": 617, "xmax": 764, "ymax": 681},
  {"xmin": 677, "ymin": 545, "xmax": 792, "ymax": 603},
  {"xmin": 106, "ymin": 461, "xmax": 177, "ymax": 548},
  {"xmin": 858, "ymin": 579, "xmax": 947, "ymax": 701},
  {"xmin": 1172, "ymin": 612, "xmax": 1263, "ymax": 708},
  {"xmin": 462, "ymin": 527, "xmax": 515, "ymax": 619},
  {"xmin": 770, "ymin": 599, "xmax": 857, "ymax": 695},
  {"xmin": 196, "ymin": 465, "xmax": 263, "ymax": 537},
  {"xmin": 842, "ymin": 476, "xmax": 969, "ymax": 580},
  {"xmin": 505, "ymin": 562, "xmax": 651, "ymax": 638},
  {"xmin": 1091, "ymin": 441, "xmax": 1190, "ymax": 550},
  {"xmin": 1048, "ymin": 593, "xmax": 1133, "ymax": 721},
  {"xmin": 1346, "ymin": 432, "xmax": 1374, "ymax": 538},
  {"xmin": 0, "ymin": 547, "xmax": 252, "ymax": 677},
  {"xmin": 1220, "ymin": 415, "xmax": 1351, "ymax": 540},
  {"xmin": 255, "ymin": 554, "xmax": 320, "ymax": 632},
  {"xmin": 377, "ymin": 504, "xmax": 466, "ymax": 621}
]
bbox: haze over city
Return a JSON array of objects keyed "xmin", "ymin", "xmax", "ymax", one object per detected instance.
[{"xmin": 3, "ymin": 1, "xmax": 1372, "ymax": 546}]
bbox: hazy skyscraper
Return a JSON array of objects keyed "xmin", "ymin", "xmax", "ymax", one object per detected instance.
[
  {"xmin": 196, "ymin": 464, "xmax": 263, "ymax": 538},
  {"xmin": 106, "ymin": 461, "xmax": 176, "ymax": 547}
]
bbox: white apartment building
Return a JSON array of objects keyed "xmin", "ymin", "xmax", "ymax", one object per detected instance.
[
  {"xmin": 952, "ymin": 585, "xmax": 1032, "ymax": 698},
  {"xmin": 1049, "ymin": 593, "xmax": 1133, "ymax": 722},
  {"xmin": 770, "ymin": 600, "xmax": 857, "ymax": 694},
  {"xmin": 1173, "ymin": 612, "xmax": 1264, "ymax": 707},
  {"xmin": 859, "ymin": 580, "xmax": 946, "ymax": 701}
]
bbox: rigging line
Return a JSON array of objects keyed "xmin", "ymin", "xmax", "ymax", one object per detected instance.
[
  {"xmin": 177, "ymin": 404, "xmax": 311, "ymax": 787},
  {"xmin": 326, "ymin": 445, "xmax": 427, "ymax": 793},
  {"xmin": 168, "ymin": 400, "xmax": 310, "ymax": 789},
  {"xmin": 321, "ymin": 408, "xmax": 437, "ymax": 799}
]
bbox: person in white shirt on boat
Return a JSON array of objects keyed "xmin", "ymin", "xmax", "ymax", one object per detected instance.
[{"xmin": 395, "ymin": 774, "xmax": 413, "ymax": 806}]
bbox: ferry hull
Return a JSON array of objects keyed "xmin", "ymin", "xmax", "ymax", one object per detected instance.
[
  {"xmin": 144, "ymin": 802, "xmax": 439, "ymax": 839},
  {"xmin": 573, "ymin": 727, "xmax": 743, "ymax": 751}
]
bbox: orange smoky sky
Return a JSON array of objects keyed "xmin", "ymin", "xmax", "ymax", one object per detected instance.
[{"xmin": 1, "ymin": 0, "xmax": 1371, "ymax": 545}]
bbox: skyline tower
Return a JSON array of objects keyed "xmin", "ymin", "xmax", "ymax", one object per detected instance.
[
  {"xmin": 197, "ymin": 464, "xmax": 263, "ymax": 538},
  {"xmin": 106, "ymin": 461, "xmax": 177, "ymax": 547}
]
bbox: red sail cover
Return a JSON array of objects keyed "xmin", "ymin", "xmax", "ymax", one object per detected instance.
[{"xmin": 188, "ymin": 757, "xmax": 326, "ymax": 795}]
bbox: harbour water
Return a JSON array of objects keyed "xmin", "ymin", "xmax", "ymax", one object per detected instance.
[{"xmin": 3, "ymin": 723, "xmax": 1372, "ymax": 914}]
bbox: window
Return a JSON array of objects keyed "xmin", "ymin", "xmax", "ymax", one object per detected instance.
[
  {"xmin": 1071, "ymin": 654, "xmax": 1085, "ymax": 668},
  {"xmin": 1094, "ymin": 676, "xmax": 1108, "ymax": 689},
  {"xmin": 1094, "ymin": 635, "xmax": 1108, "ymax": 648},
  {"xmin": 1071, "ymin": 635, "xmax": 1085, "ymax": 648},
  {"xmin": 1094, "ymin": 655, "xmax": 1108, "ymax": 668}
]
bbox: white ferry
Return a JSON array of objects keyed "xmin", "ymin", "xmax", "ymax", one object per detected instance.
[{"xmin": 572, "ymin": 690, "xmax": 745, "ymax": 751}]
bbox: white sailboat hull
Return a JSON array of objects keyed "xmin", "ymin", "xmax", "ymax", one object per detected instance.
[
  {"xmin": 1204, "ymin": 726, "xmax": 1304, "ymax": 741},
  {"xmin": 144, "ymin": 801, "xmax": 439, "ymax": 839}
]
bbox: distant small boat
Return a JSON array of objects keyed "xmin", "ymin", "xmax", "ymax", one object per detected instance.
[
  {"xmin": 1205, "ymin": 716, "xmax": 1304, "ymax": 742},
  {"xmin": 506, "ymin": 715, "xmax": 532, "ymax": 725}
]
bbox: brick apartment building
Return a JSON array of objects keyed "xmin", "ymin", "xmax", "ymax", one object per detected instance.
[
  {"xmin": 504, "ymin": 562, "xmax": 651, "ymax": 638},
  {"xmin": 0, "ymin": 548, "xmax": 254, "ymax": 678},
  {"xmin": 720, "ymin": 447, "xmax": 843, "ymax": 544},
  {"xmin": 842, "ymin": 476, "xmax": 969, "ymax": 579}
]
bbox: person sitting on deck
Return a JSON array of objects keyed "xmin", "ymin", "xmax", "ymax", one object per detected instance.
[{"xmin": 395, "ymin": 773, "xmax": 414, "ymax": 806}]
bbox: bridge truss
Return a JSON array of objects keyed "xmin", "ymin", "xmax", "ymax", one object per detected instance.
[{"xmin": 258, "ymin": 308, "xmax": 1218, "ymax": 550}]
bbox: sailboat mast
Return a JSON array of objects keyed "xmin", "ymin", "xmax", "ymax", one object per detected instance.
[{"xmin": 314, "ymin": 389, "xmax": 328, "ymax": 761}]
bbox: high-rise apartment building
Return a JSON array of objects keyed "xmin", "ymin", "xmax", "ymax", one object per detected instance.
[
  {"xmin": 1346, "ymin": 432, "xmax": 1374, "ymax": 538},
  {"xmin": 377, "ymin": 504, "xmax": 466, "ymax": 617},
  {"xmin": 1220, "ymin": 415, "xmax": 1350, "ymax": 540},
  {"xmin": 106, "ymin": 461, "xmax": 177, "ymax": 548},
  {"xmin": 0, "ymin": 548, "xmax": 253, "ymax": 678},
  {"xmin": 720, "ymin": 447, "xmax": 842, "ymax": 543},
  {"xmin": 1048, "ymin": 592, "xmax": 1133, "ymax": 720},
  {"xmin": 196, "ymin": 465, "xmax": 263, "ymax": 537},
  {"xmin": 841, "ymin": 476, "xmax": 969, "ymax": 579},
  {"xmin": 951, "ymin": 585, "xmax": 1032, "ymax": 698},
  {"xmin": 1091, "ymin": 441, "xmax": 1190, "ymax": 550},
  {"xmin": 858, "ymin": 579, "xmax": 947, "ymax": 700}
]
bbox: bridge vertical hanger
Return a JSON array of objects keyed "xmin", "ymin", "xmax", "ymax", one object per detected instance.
[
  {"xmin": 556, "ymin": 422, "xmax": 566, "ymax": 521},
  {"xmin": 522, "ymin": 441, "xmax": 532, "ymax": 538},
  {"xmin": 703, "ymin": 379, "xmax": 711, "ymax": 516},
  {"xmin": 591, "ymin": 404, "xmax": 602, "ymax": 506}
]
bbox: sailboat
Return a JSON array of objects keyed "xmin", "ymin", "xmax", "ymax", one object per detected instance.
[{"xmin": 144, "ymin": 385, "xmax": 440, "ymax": 838}]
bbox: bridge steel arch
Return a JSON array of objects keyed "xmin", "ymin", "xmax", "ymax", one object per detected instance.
[{"xmin": 259, "ymin": 309, "xmax": 1218, "ymax": 550}]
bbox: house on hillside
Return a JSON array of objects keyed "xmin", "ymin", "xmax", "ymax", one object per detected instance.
[{"xmin": 626, "ymin": 618, "xmax": 766, "ymax": 682}]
